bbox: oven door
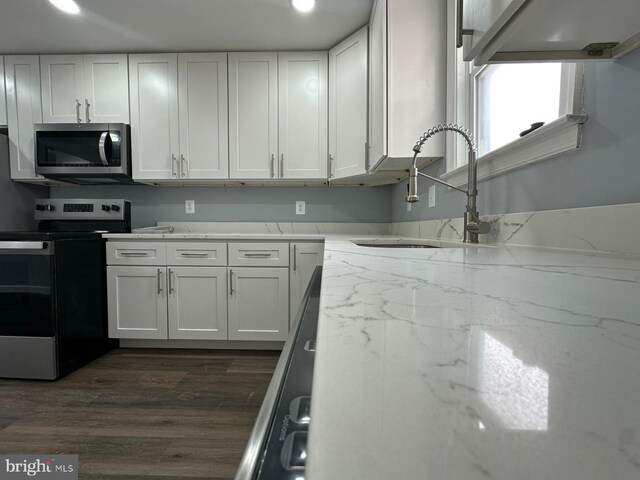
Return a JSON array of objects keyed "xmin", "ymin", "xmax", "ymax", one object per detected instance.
[
  {"xmin": 34, "ymin": 123, "xmax": 130, "ymax": 179},
  {"xmin": 0, "ymin": 241, "xmax": 55, "ymax": 336},
  {"xmin": 0, "ymin": 241, "xmax": 58, "ymax": 379}
]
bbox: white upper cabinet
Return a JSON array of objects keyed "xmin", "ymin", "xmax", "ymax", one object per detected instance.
[
  {"xmin": 460, "ymin": 0, "xmax": 640, "ymax": 64},
  {"xmin": 368, "ymin": 0, "xmax": 446, "ymax": 173},
  {"xmin": 83, "ymin": 55, "xmax": 130, "ymax": 123},
  {"xmin": 41, "ymin": 54, "xmax": 129, "ymax": 124},
  {"xmin": 40, "ymin": 55, "xmax": 85, "ymax": 123},
  {"xmin": 4, "ymin": 56, "xmax": 43, "ymax": 181},
  {"xmin": 329, "ymin": 27, "xmax": 368, "ymax": 180},
  {"xmin": 0, "ymin": 57, "xmax": 8, "ymax": 125},
  {"xmin": 178, "ymin": 53, "xmax": 229, "ymax": 179},
  {"xmin": 229, "ymin": 52, "xmax": 279, "ymax": 179},
  {"xmin": 369, "ymin": 0, "xmax": 387, "ymax": 171},
  {"xmin": 129, "ymin": 54, "xmax": 180, "ymax": 180},
  {"xmin": 131, "ymin": 53, "xmax": 229, "ymax": 181},
  {"xmin": 278, "ymin": 52, "xmax": 328, "ymax": 179}
]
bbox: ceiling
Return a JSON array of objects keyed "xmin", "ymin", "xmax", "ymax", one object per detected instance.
[{"xmin": 0, "ymin": 0, "xmax": 373, "ymax": 54}]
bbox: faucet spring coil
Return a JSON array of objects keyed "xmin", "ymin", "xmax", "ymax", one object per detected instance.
[{"xmin": 412, "ymin": 123, "xmax": 477, "ymax": 154}]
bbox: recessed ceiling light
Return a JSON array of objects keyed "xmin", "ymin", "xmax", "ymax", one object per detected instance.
[
  {"xmin": 49, "ymin": 0, "xmax": 81, "ymax": 15},
  {"xmin": 291, "ymin": 0, "xmax": 315, "ymax": 13}
]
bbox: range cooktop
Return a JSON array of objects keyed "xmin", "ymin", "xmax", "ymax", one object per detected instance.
[{"xmin": 0, "ymin": 231, "xmax": 104, "ymax": 241}]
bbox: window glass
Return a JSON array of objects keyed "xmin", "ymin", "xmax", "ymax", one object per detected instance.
[{"xmin": 476, "ymin": 63, "xmax": 563, "ymax": 156}]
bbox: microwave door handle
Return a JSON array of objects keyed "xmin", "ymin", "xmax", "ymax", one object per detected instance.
[{"xmin": 98, "ymin": 132, "xmax": 110, "ymax": 166}]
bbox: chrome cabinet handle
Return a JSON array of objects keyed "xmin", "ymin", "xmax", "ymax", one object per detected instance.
[
  {"xmin": 171, "ymin": 154, "xmax": 178, "ymax": 178},
  {"xmin": 119, "ymin": 251, "xmax": 149, "ymax": 257},
  {"xmin": 180, "ymin": 252, "xmax": 209, "ymax": 257},
  {"xmin": 329, "ymin": 154, "xmax": 335, "ymax": 177},
  {"xmin": 157, "ymin": 269, "xmax": 163, "ymax": 294},
  {"xmin": 243, "ymin": 253, "xmax": 271, "ymax": 258},
  {"xmin": 280, "ymin": 153, "xmax": 284, "ymax": 178},
  {"xmin": 168, "ymin": 268, "xmax": 174, "ymax": 294},
  {"xmin": 293, "ymin": 244, "xmax": 297, "ymax": 271},
  {"xmin": 456, "ymin": 0, "xmax": 474, "ymax": 48},
  {"xmin": 75, "ymin": 99, "xmax": 81, "ymax": 123},
  {"xmin": 181, "ymin": 154, "xmax": 187, "ymax": 178},
  {"xmin": 85, "ymin": 99, "xmax": 91, "ymax": 123},
  {"xmin": 229, "ymin": 269, "xmax": 234, "ymax": 296},
  {"xmin": 270, "ymin": 154, "xmax": 275, "ymax": 178}
]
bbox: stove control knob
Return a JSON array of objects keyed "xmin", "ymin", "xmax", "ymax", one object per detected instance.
[
  {"xmin": 36, "ymin": 204, "xmax": 45, "ymax": 211},
  {"xmin": 111, "ymin": 204, "xmax": 121, "ymax": 212},
  {"xmin": 102, "ymin": 205, "xmax": 111, "ymax": 212},
  {"xmin": 44, "ymin": 205, "xmax": 55, "ymax": 212}
]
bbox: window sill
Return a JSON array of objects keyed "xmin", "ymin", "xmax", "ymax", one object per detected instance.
[{"xmin": 441, "ymin": 114, "xmax": 587, "ymax": 188}]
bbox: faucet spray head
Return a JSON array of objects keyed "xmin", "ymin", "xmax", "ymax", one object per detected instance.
[{"xmin": 406, "ymin": 164, "xmax": 419, "ymax": 203}]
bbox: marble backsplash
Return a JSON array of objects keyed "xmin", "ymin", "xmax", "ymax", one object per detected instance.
[
  {"xmin": 391, "ymin": 202, "xmax": 640, "ymax": 255},
  {"xmin": 154, "ymin": 202, "xmax": 640, "ymax": 255}
]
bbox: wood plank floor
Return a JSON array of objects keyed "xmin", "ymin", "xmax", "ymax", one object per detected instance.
[{"xmin": 0, "ymin": 348, "xmax": 280, "ymax": 479}]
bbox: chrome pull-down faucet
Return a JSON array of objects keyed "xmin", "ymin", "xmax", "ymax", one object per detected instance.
[{"xmin": 406, "ymin": 124, "xmax": 490, "ymax": 244}]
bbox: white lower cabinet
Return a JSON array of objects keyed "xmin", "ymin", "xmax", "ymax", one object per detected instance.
[
  {"xmin": 228, "ymin": 267, "xmax": 289, "ymax": 342},
  {"xmin": 290, "ymin": 243, "xmax": 324, "ymax": 326},
  {"xmin": 167, "ymin": 267, "xmax": 228, "ymax": 340},
  {"xmin": 107, "ymin": 266, "xmax": 168, "ymax": 340},
  {"xmin": 107, "ymin": 241, "xmax": 297, "ymax": 344}
]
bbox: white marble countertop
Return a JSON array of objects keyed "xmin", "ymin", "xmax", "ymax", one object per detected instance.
[
  {"xmin": 102, "ymin": 232, "xmax": 325, "ymax": 240},
  {"xmin": 306, "ymin": 236, "xmax": 640, "ymax": 480}
]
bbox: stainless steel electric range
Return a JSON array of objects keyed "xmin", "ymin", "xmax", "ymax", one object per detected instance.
[{"xmin": 0, "ymin": 198, "xmax": 131, "ymax": 380}]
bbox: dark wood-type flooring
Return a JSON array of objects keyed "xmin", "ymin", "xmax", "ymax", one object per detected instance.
[{"xmin": 0, "ymin": 349, "xmax": 280, "ymax": 479}]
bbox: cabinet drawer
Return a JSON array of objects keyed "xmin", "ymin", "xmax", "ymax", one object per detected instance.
[
  {"xmin": 167, "ymin": 242, "xmax": 227, "ymax": 266},
  {"xmin": 228, "ymin": 242, "xmax": 289, "ymax": 267},
  {"xmin": 107, "ymin": 242, "xmax": 167, "ymax": 266}
]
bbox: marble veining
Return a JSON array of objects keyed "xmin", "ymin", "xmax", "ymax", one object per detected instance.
[
  {"xmin": 392, "ymin": 202, "xmax": 640, "ymax": 255},
  {"xmin": 306, "ymin": 237, "xmax": 640, "ymax": 480}
]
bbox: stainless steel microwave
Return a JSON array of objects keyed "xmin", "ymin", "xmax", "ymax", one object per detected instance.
[{"xmin": 34, "ymin": 123, "xmax": 133, "ymax": 184}]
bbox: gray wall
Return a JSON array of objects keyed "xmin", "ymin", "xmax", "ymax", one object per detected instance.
[
  {"xmin": 50, "ymin": 185, "xmax": 392, "ymax": 228},
  {"xmin": 0, "ymin": 131, "xmax": 49, "ymax": 230},
  {"xmin": 392, "ymin": 47, "xmax": 640, "ymax": 222}
]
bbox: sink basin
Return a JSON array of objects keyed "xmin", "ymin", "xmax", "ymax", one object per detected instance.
[{"xmin": 353, "ymin": 242, "xmax": 439, "ymax": 249}]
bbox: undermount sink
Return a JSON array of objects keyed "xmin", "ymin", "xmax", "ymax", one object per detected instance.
[{"xmin": 353, "ymin": 242, "xmax": 440, "ymax": 249}]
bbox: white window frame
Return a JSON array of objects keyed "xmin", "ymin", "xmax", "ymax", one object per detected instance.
[{"xmin": 442, "ymin": 1, "xmax": 587, "ymax": 188}]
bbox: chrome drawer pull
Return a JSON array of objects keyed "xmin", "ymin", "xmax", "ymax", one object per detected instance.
[
  {"xmin": 243, "ymin": 253, "xmax": 272, "ymax": 258},
  {"xmin": 180, "ymin": 252, "xmax": 209, "ymax": 257},
  {"xmin": 119, "ymin": 252, "xmax": 149, "ymax": 257}
]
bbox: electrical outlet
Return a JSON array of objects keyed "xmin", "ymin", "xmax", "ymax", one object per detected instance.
[
  {"xmin": 296, "ymin": 201, "xmax": 306, "ymax": 215},
  {"xmin": 185, "ymin": 200, "xmax": 195, "ymax": 214},
  {"xmin": 428, "ymin": 185, "xmax": 436, "ymax": 208}
]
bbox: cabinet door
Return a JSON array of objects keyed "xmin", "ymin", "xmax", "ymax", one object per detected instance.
[
  {"xmin": 129, "ymin": 54, "xmax": 179, "ymax": 180},
  {"xmin": 228, "ymin": 267, "xmax": 289, "ymax": 341},
  {"xmin": 4, "ymin": 56, "xmax": 43, "ymax": 180},
  {"xmin": 0, "ymin": 57, "xmax": 6, "ymax": 125},
  {"xmin": 368, "ymin": 0, "xmax": 388, "ymax": 166},
  {"xmin": 167, "ymin": 267, "xmax": 228, "ymax": 340},
  {"xmin": 107, "ymin": 266, "xmax": 168, "ymax": 339},
  {"xmin": 329, "ymin": 27, "xmax": 368, "ymax": 179},
  {"xmin": 290, "ymin": 243, "xmax": 324, "ymax": 327},
  {"xmin": 278, "ymin": 52, "xmax": 328, "ymax": 179},
  {"xmin": 228, "ymin": 53, "xmax": 278, "ymax": 179},
  {"xmin": 40, "ymin": 55, "xmax": 85, "ymax": 123},
  {"xmin": 83, "ymin": 54, "xmax": 130, "ymax": 123},
  {"xmin": 178, "ymin": 53, "xmax": 229, "ymax": 179},
  {"xmin": 462, "ymin": 0, "xmax": 529, "ymax": 62}
]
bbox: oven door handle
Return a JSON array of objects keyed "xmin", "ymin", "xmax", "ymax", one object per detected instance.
[
  {"xmin": 99, "ymin": 132, "xmax": 111, "ymax": 166},
  {"xmin": 0, "ymin": 242, "xmax": 53, "ymax": 255}
]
